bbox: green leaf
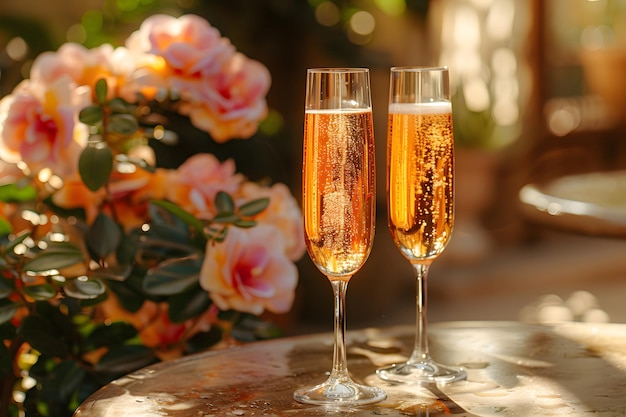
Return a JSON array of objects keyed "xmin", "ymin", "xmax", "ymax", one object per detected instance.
[
  {"xmin": 89, "ymin": 264, "xmax": 132, "ymax": 282},
  {"xmin": 37, "ymin": 301, "xmax": 76, "ymax": 344},
  {"xmin": 109, "ymin": 114, "xmax": 138, "ymax": 136},
  {"xmin": 3, "ymin": 230, "xmax": 30, "ymax": 254},
  {"xmin": 78, "ymin": 291, "xmax": 108, "ymax": 308},
  {"xmin": 231, "ymin": 315, "xmax": 283, "ymax": 342},
  {"xmin": 107, "ymin": 97, "xmax": 133, "ymax": 113},
  {"xmin": 86, "ymin": 213, "xmax": 121, "ymax": 260},
  {"xmin": 212, "ymin": 212, "xmax": 239, "ymax": 224},
  {"xmin": 137, "ymin": 235, "xmax": 196, "ymax": 260},
  {"xmin": 107, "ymin": 279, "xmax": 145, "ymax": 313},
  {"xmin": 18, "ymin": 315, "xmax": 69, "ymax": 357},
  {"xmin": 233, "ymin": 220, "xmax": 257, "ymax": 228},
  {"xmin": 0, "ymin": 277, "xmax": 14, "ymax": 299},
  {"xmin": 168, "ymin": 285, "xmax": 211, "ymax": 323},
  {"xmin": 0, "ymin": 342, "xmax": 11, "ymax": 377},
  {"xmin": 143, "ymin": 257, "xmax": 202, "ymax": 296},
  {"xmin": 147, "ymin": 216, "xmax": 191, "ymax": 244},
  {"xmin": 23, "ymin": 241, "xmax": 84, "ymax": 272},
  {"xmin": 214, "ymin": 191, "xmax": 235, "ymax": 213},
  {"xmin": 0, "ymin": 300, "xmax": 18, "ymax": 325},
  {"xmin": 252, "ymin": 321, "xmax": 284, "ymax": 340},
  {"xmin": 86, "ymin": 322, "xmax": 138, "ymax": 349},
  {"xmin": 0, "ymin": 182, "xmax": 37, "ymax": 203},
  {"xmin": 95, "ymin": 345, "xmax": 157, "ymax": 375},
  {"xmin": 64, "ymin": 277, "xmax": 106, "ymax": 300},
  {"xmin": 116, "ymin": 233, "xmax": 139, "ymax": 266},
  {"xmin": 238, "ymin": 198, "xmax": 269, "ymax": 217},
  {"xmin": 217, "ymin": 309, "xmax": 238, "ymax": 321},
  {"xmin": 23, "ymin": 283, "xmax": 57, "ymax": 301},
  {"xmin": 0, "ymin": 321, "xmax": 16, "ymax": 341},
  {"xmin": 207, "ymin": 226, "xmax": 228, "ymax": 242},
  {"xmin": 186, "ymin": 326, "xmax": 223, "ymax": 353},
  {"xmin": 150, "ymin": 200, "xmax": 203, "ymax": 232},
  {"xmin": 0, "ymin": 218, "xmax": 10, "ymax": 236},
  {"xmin": 79, "ymin": 142, "xmax": 113, "ymax": 191},
  {"xmin": 43, "ymin": 360, "xmax": 86, "ymax": 401},
  {"xmin": 78, "ymin": 105, "xmax": 103, "ymax": 125},
  {"xmin": 95, "ymin": 78, "xmax": 108, "ymax": 104}
]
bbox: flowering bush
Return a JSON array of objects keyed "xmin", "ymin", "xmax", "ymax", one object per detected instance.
[{"xmin": 0, "ymin": 14, "xmax": 304, "ymax": 417}]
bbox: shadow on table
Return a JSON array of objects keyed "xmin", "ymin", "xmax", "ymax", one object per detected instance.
[{"xmin": 380, "ymin": 322, "xmax": 626, "ymax": 415}]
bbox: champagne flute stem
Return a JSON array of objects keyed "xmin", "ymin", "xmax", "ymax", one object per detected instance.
[
  {"xmin": 330, "ymin": 278, "xmax": 350, "ymax": 381},
  {"xmin": 293, "ymin": 274, "xmax": 386, "ymax": 405},
  {"xmin": 409, "ymin": 261, "xmax": 432, "ymax": 364},
  {"xmin": 376, "ymin": 258, "xmax": 465, "ymax": 383}
]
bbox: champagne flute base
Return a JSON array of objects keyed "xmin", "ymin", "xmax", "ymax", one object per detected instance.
[
  {"xmin": 376, "ymin": 361, "xmax": 466, "ymax": 384},
  {"xmin": 294, "ymin": 377, "xmax": 386, "ymax": 406}
]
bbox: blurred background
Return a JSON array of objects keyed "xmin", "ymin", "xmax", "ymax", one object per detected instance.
[{"xmin": 1, "ymin": 0, "xmax": 626, "ymax": 335}]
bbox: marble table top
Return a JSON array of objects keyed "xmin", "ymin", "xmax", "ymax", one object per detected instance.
[{"xmin": 74, "ymin": 321, "xmax": 626, "ymax": 416}]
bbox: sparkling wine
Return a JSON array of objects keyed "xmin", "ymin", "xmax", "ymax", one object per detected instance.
[
  {"xmin": 387, "ymin": 102, "xmax": 454, "ymax": 261},
  {"xmin": 303, "ymin": 109, "xmax": 376, "ymax": 279}
]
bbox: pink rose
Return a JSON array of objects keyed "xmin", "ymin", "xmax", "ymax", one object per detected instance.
[
  {"xmin": 29, "ymin": 43, "xmax": 88, "ymax": 86},
  {"xmin": 237, "ymin": 182, "xmax": 305, "ymax": 262},
  {"xmin": 125, "ymin": 14, "xmax": 270, "ymax": 142},
  {"xmin": 180, "ymin": 53, "xmax": 271, "ymax": 142},
  {"xmin": 125, "ymin": 14, "xmax": 235, "ymax": 81},
  {"xmin": 166, "ymin": 153, "xmax": 243, "ymax": 217},
  {"xmin": 120, "ymin": 53, "xmax": 169, "ymax": 102},
  {"xmin": 0, "ymin": 78, "xmax": 89, "ymax": 176},
  {"xmin": 200, "ymin": 225, "xmax": 298, "ymax": 315},
  {"xmin": 30, "ymin": 43, "xmax": 137, "ymax": 102}
]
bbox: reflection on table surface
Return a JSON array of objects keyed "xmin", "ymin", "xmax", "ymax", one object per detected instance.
[{"xmin": 73, "ymin": 321, "xmax": 626, "ymax": 416}]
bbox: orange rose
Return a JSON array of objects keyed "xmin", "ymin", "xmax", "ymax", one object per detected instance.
[
  {"xmin": 106, "ymin": 165, "xmax": 171, "ymax": 230},
  {"xmin": 52, "ymin": 163, "xmax": 170, "ymax": 229},
  {"xmin": 98, "ymin": 295, "xmax": 216, "ymax": 360},
  {"xmin": 51, "ymin": 176, "xmax": 105, "ymax": 224}
]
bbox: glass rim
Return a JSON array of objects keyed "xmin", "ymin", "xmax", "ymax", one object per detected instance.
[
  {"xmin": 390, "ymin": 66, "xmax": 448, "ymax": 72},
  {"xmin": 307, "ymin": 67, "xmax": 370, "ymax": 74}
]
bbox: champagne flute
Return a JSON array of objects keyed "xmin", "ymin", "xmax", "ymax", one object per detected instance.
[
  {"xmin": 294, "ymin": 68, "xmax": 386, "ymax": 405},
  {"xmin": 376, "ymin": 66, "xmax": 466, "ymax": 383}
]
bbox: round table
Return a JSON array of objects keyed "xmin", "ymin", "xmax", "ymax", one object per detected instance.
[
  {"xmin": 519, "ymin": 170, "xmax": 626, "ymax": 236},
  {"xmin": 74, "ymin": 321, "xmax": 626, "ymax": 416}
]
